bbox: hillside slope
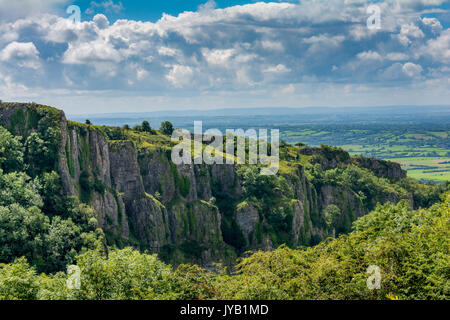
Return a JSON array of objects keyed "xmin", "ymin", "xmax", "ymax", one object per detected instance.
[{"xmin": 0, "ymin": 102, "xmax": 446, "ymax": 268}]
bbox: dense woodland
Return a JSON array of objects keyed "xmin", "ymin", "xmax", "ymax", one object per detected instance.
[
  {"xmin": 0, "ymin": 103, "xmax": 448, "ymax": 300},
  {"xmin": 1, "ymin": 195, "xmax": 448, "ymax": 300}
]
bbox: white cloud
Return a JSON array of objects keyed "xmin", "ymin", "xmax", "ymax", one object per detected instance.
[
  {"xmin": 261, "ymin": 41, "xmax": 284, "ymax": 51},
  {"xmin": 136, "ymin": 68, "xmax": 148, "ymax": 81},
  {"xmin": 0, "ymin": 0, "xmax": 69, "ymax": 21},
  {"xmin": 281, "ymin": 84, "xmax": 295, "ymax": 94},
  {"xmin": 386, "ymin": 52, "xmax": 409, "ymax": 61},
  {"xmin": 0, "ymin": 0, "xmax": 448, "ymax": 111},
  {"xmin": 357, "ymin": 51, "xmax": 383, "ymax": 61},
  {"xmin": 0, "ymin": 41, "xmax": 40, "ymax": 69},
  {"xmin": 402, "ymin": 62, "xmax": 423, "ymax": 77},
  {"xmin": 264, "ymin": 64, "xmax": 291, "ymax": 74},
  {"xmin": 63, "ymin": 42, "xmax": 122, "ymax": 65},
  {"xmin": 202, "ymin": 49, "xmax": 235, "ymax": 65},
  {"xmin": 396, "ymin": 0, "xmax": 448, "ymax": 8},
  {"xmin": 166, "ymin": 65, "xmax": 194, "ymax": 87},
  {"xmin": 422, "ymin": 17, "xmax": 443, "ymax": 34},
  {"xmin": 401, "ymin": 23, "xmax": 425, "ymax": 38},
  {"xmin": 93, "ymin": 14, "xmax": 110, "ymax": 29},
  {"xmin": 421, "ymin": 29, "xmax": 450, "ymax": 63},
  {"xmin": 158, "ymin": 47, "xmax": 177, "ymax": 57}
]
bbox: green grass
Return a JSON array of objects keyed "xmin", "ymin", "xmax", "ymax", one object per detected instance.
[
  {"xmin": 388, "ymin": 157, "xmax": 450, "ymax": 182},
  {"xmin": 283, "ymin": 127, "xmax": 449, "ymax": 182}
]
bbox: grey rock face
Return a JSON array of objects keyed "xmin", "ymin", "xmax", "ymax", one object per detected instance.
[
  {"xmin": 353, "ymin": 157, "xmax": 407, "ymax": 179},
  {"xmin": 236, "ymin": 203, "xmax": 260, "ymax": 248},
  {"xmin": 0, "ymin": 103, "xmax": 413, "ymax": 266}
]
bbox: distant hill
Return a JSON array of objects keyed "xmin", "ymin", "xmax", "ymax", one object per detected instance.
[{"xmin": 69, "ymin": 105, "xmax": 450, "ymax": 120}]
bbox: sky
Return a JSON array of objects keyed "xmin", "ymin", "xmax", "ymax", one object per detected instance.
[{"xmin": 0, "ymin": 0, "xmax": 449, "ymax": 114}]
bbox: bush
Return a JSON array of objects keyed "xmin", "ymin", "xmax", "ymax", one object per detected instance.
[
  {"xmin": 0, "ymin": 126, "xmax": 24, "ymax": 172},
  {"xmin": 0, "ymin": 258, "xmax": 39, "ymax": 300},
  {"xmin": 142, "ymin": 121, "xmax": 151, "ymax": 132},
  {"xmin": 160, "ymin": 121, "xmax": 174, "ymax": 135}
]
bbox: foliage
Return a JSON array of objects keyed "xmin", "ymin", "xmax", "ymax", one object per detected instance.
[
  {"xmin": 142, "ymin": 121, "xmax": 151, "ymax": 132},
  {"xmin": 214, "ymin": 194, "xmax": 450, "ymax": 300},
  {"xmin": 0, "ymin": 126, "xmax": 24, "ymax": 172},
  {"xmin": 236, "ymin": 166, "xmax": 295, "ymax": 247},
  {"xmin": 72, "ymin": 248, "xmax": 172, "ymax": 300},
  {"xmin": 0, "ymin": 104, "xmax": 448, "ymax": 300},
  {"xmin": 79, "ymin": 171, "xmax": 93, "ymax": 204},
  {"xmin": 0, "ymin": 167, "xmax": 100, "ymax": 273},
  {"xmin": 25, "ymin": 128, "xmax": 60, "ymax": 175},
  {"xmin": 0, "ymin": 258, "xmax": 39, "ymax": 300},
  {"xmin": 38, "ymin": 171, "xmax": 65, "ymax": 216},
  {"xmin": 160, "ymin": 121, "xmax": 174, "ymax": 136},
  {"xmin": 0, "ymin": 204, "xmax": 49, "ymax": 265},
  {"xmin": 396, "ymin": 177, "xmax": 449, "ymax": 209},
  {"xmin": 170, "ymin": 163, "xmax": 191, "ymax": 198},
  {"xmin": 0, "ymin": 194, "xmax": 447, "ymax": 300}
]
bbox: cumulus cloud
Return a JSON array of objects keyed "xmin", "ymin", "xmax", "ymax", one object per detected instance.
[
  {"xmin": 0, "ymin": 0, "xmax": 448, "ymax": 110},
  {"xmin": 402, "ymin": 62, "xmax": 423, "ymax": 77},
  {"xmin": 0, "ymin": 0, "xmax": 70, "ymax": 21},
  {"xmin": 357, "ymin": 51, "xmax": 384, "ymax": 61},
  {"xmin": 0, "ymin": 41, "xmax": 40, "ymax": 69},
  {"xmin": 396, "ymin": 0, "xmax": 448, "ymax": 9},
  {"xmin": 166, "ymin": 65, "xmax": 194, "ymax": 88},
  {"xmin": 421, "ymin": 29, "xmax": 450, "ymax": 63}
]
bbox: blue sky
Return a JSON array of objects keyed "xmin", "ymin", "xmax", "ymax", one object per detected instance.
[
  {"xmin": 69, "ymin": 0, "xmax": 450, "ymax": 28},
  {"xmin": 62, "ymin": 0, "xmax": 258, "ymax": 22},
  {"xmin": 0, "ymin": 0, "xmax": 449, "ymax": 114}
]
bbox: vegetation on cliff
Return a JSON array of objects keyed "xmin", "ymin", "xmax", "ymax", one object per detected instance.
[
  {"xmin": 0, "ymin": 102, "xmax": 448, "ymax": 300},
  {"xmin": 1, "ymin": 193, "xmax": 448, "ymax": 300}
]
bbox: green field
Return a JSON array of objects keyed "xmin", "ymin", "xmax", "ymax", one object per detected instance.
[
  {"xmin": 387, "ymin": 157, "xmax": 450, "ymax": 182},
  {"xmin": 76, "ymin": 106, "xmax": 450, "ymax": 183},
  {"xmin": 282, "ymin": 127, "xmax": 450, "ymax": 182}
]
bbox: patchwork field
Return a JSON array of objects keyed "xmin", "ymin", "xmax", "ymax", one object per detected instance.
[
  {"xmin": 72, "ymin": 106, "xmax": 450, "ymax": 182},
  {"xmin": 387, "ymin": 157, "xmax": 450, "ymax": 182},
  {"xmin": 282, "ymin": 127, "xmax": 450, "ymax": 182}
]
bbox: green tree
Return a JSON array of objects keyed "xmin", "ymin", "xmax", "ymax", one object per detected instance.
[
  {"xmin": 323, "ymin": 204, "xmax": 341, "ymax": 230},
  {"xmin": 0, "ymin": 258, "xmax": 39, "ymax": 300},
  {"xmin": 0, "ymin": 126, "xmax": 24, "ymax": 173},
  {"xmin": 43, "ymin": 217, "xmax": 82, "ymax": 273},
  {"xmin": 0, "ymin": 204, "xmax": 49, "ymax": 264},
  {"xmin": 38, "ymin": 171, "xmax": 65, "ymax": 216},
  {"xmin": 0, "ymin": 170, "xmax": 42, "ymax": 209},
  {"xmin": 75, "ymin": 248, "xmax": 172, "ymax": 300},
  {"xmin": 25, "ymin": 132, "xmax": 52, "ymax": 175},
  {"xmin": 142, "ymin": 121, "xmax": 151, "ymax": 132},
  {"xmin": 160, "ymin": 121, "xmax": 174, "ymax": 135}
]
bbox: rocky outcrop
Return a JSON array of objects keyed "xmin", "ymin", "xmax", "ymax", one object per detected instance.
[
  {"xmin": 0, "ymin": 103, "xmax": 413, "ymax": 266},
  {"xmin": 352, "ymin": 156, "xmax": 407, "ymax": 179},
  {"xmin": 299, "ymin": 146, "xmax": 351, "ymax": 170},
  {"xmin": 236, "ymin": 203, "xmax": 260, "ymax": 248}
]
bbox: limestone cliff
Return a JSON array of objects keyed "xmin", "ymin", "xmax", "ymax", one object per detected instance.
[{"xmin": 0, "ymin": 103, "xmax": 413, "ymax": 266}]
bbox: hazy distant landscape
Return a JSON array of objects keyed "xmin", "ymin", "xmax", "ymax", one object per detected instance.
[{"xmin": 71, "ymin": 105, "xmax": 450, "ymax": 182}]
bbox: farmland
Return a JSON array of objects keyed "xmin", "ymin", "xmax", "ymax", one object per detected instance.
[
  {"xmin": 71, "ymin": 106, "xmax": 450, "ymax": 182},
  {"xmin": 282, "ymin": 125, "xmax": 450, "ymax": 182}
]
